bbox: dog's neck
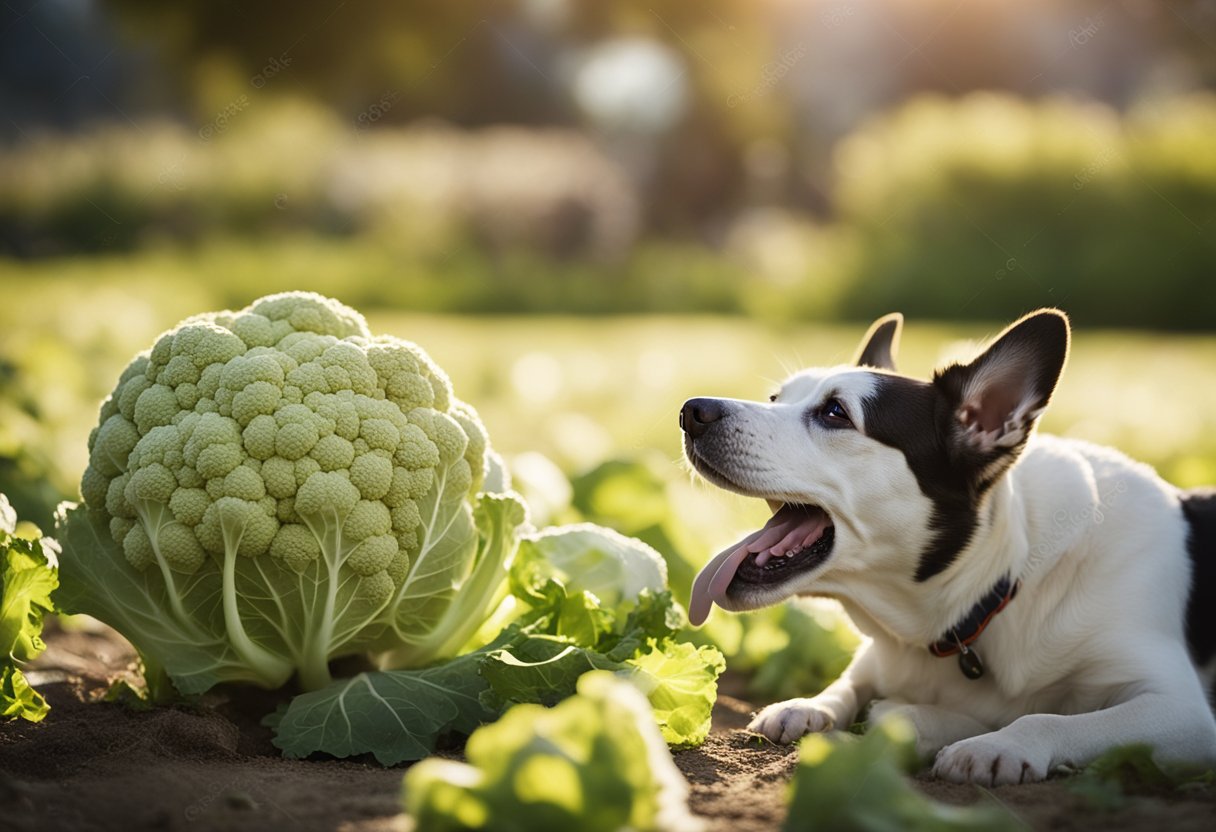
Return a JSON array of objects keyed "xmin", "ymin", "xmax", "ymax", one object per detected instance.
[
  {"xmin": 826, "ymin": 481, "xmax": 1026, "ymax": 645},
  {"xmin": 816, "ymin": 442, "xmax": 1099, "ymax": 647}
]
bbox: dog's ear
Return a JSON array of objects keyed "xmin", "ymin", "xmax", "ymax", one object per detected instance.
[
  {"xmin": 854, "ymin": 313, "xmax": 903, "ymax": 370},
  {"xmin": 935, "ymin": 309, "xmax": 1070, "ymax": 459}
]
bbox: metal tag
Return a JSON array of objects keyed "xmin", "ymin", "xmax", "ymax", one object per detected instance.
[{"xmin": 957, "ymin": 644, "xmax": 985, "ymax": 680}]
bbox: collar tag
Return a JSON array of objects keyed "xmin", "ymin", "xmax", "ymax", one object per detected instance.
[
  {"xmin": 928, "ymin": 576, "xmax": 1019, "ymax": 680},
  {"xmin": 957, "ymin": 641, "xmax": 984, "ymax": 680}
]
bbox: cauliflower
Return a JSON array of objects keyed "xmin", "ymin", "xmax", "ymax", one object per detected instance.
[{"xmin": 58, "ymin": 292, "xmax": 526, "ymax": 692}]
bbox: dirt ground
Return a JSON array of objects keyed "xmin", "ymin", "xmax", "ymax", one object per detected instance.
[{"xmin": 2, "ymin": 624, "xmax": 1213, "ymax": 832}]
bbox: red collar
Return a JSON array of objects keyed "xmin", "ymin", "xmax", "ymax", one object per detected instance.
[{"xmin": 928, "ymin": 577, "xmax": 1019, "ymax": 679}]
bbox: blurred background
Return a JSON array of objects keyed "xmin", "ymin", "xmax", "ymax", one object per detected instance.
[{"xmin": 3, "ymin": 0, "xmax": 1216, "ymax": 686}]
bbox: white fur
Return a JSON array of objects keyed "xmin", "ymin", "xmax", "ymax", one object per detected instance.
[{"xmin": 696, "ymin": 363, "xmax": 1216, "ymax": 786}]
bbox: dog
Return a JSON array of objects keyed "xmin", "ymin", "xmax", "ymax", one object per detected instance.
[{"xmin": 681, "ymin": 309, "xmax": 1216, "ymax": 785}]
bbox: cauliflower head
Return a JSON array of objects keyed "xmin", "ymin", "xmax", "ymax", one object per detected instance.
[{"xmin": 58, "ymin": 292, "xmax": 525, "ymax": 693}]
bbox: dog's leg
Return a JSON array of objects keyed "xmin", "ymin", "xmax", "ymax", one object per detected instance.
[
  {"xmin": 933, "ymin": 678, "xmax": 1216, "ymax": 786},
  {"xmin": 748, "ymin": 645, "xmax": 876, "ymax": 744},
  {"xmin": 868, "ymin": 700, "xmax": 991, "ymax": 760}
]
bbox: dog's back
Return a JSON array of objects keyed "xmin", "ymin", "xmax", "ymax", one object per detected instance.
[{"xmin": 1183, "ymin": 489, "xmax": 1216, "ymax": 675}]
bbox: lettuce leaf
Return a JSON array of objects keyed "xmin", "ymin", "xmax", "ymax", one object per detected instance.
[
  {"xmin": 479, "ymin": 588, "xmax": 723, "ymax": 748},
  {"xmin": 404, "ymin": 671, "xmax": 704, "ymax": 832},
  {"xmin": 511, "ymin": 524, "xmax": 667, "ymax": 611},
  {"xmin": 1, "ymin": 493, "xmax": 59, "ymax": 722}
]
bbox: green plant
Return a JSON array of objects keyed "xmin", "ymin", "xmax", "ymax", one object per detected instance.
[
  {"xmin": 403, "ymin": 670, "xmax": 704, "ymax": 832},
  {"xmin": 835, "ymin": 93, "xmax": 1216, "ymax": 329},
  {"xmin": 56, "ymin": 292, "xmax": 527, "ymax": 693},
  {"xmin": 568, "ymin": 456, "xmax": 860, "ymax": 702},
  {"xmin": 784, "ymin": 721, "xmax": 1021, "ymax": 831},
  {"xmin": 1065, "ymin": 744, "xmax": 1215, "ymax": 810},
  {"xmin": 1, "ymin": 493, "xmax": 58, "ymax": 722},
  {"xmin": 54, "ymin": 293, "xmax": 723, "ymax": 763},
  {"xmin": 268, "ymin": 523, "xmax": 724, "ymax": 763}
]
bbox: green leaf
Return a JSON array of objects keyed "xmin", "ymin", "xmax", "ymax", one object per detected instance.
[
  {"xmin": 625, "ymin": 641, "xmax": 724, "ymax": 749},
  {"xmin": 480, "ymin": 630, "xmax": 724, "ymax": 748},
  {"xmin": 511, "ymin": 524, "xmax": 668, "ymax": 615},
  {"xmin": 55, "ymin": 502, "xmax": 241, "ymax": 694},
  {"xmin": 2, "ymin": 493, "xmax": 58, "ymax": 723},
  {"xmin": 746, "ymin": 601, "xmax": 859, "ymax": 702},
  {"xmin": 379, "ymin": 491, "xmax": 528, "ymax": 668},
  {"xmin": 491, "ymin": 540, "xmax": 723, "ymax": 748},
  {"xmin": 101, "ymin": 678, "xmax": 156, "ymax": 712},
  {"xmin": 269, "ymin": 648, "xmax": 496, "ymax": 766},
  {"xmin": 785, "ymin": 721, "xmax": 1022, "ymax": 832},
  {"xmin": 1, "ymin": 541, "xmax": 58, "ymax": 663},
  {"xmin": 1065, "ymin": 744, "xmax": 1216, "ymax": 809},
  {"xmin": 601, "ymin": 589, "xmax": 684, "ymax": 662},
  {"xmin": 480, "ymin": 635, "xmax": 615, "ymax": 708},
  {"xmin": 404, "ymin": 671, "xmax": 703, "ymax": 832},
  {"xmin": 1, "ymin": 666, "xmax": 49, "ymax": 722}
]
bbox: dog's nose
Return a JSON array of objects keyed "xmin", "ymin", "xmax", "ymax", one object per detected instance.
[{"xmin": 680, "ymin": 398, "xmax": 725, "ymax": 438}]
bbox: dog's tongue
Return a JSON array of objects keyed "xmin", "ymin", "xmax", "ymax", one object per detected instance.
[{"xmin": 688, "ymin": 504, "xmax": 829, "ymax": 626}]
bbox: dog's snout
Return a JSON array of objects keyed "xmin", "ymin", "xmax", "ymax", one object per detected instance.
[{"xmin": 680, "ymin": 398, "xmax": 726, "ymax": 438}]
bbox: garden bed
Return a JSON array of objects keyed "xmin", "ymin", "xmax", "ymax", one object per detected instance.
[{"xmin": 2, "ymin": 624, "xmax": 1213, "ymax": 831}]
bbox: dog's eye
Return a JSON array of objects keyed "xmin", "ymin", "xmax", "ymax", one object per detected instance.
[
  {"xmin": 820, "ymin": 399, "xmax": 853, "ymax": 428},
  {"xmin": 769, "ymin": 393, "xmax": 778, "ymax": 402}
]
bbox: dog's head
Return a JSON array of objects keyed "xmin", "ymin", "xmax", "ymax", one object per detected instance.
[{"xmin": 682, "ymin": 310, "xmax": 1070, "ymax": 625}]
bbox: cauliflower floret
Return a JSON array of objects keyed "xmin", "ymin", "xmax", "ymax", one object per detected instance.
[
  {"xmin": 349, "ymin": 452, "xmax": 393, "ymax": 500},
  {"xmin": 91, "ymin": 415, "xmax": 141, "ymax": 477}
]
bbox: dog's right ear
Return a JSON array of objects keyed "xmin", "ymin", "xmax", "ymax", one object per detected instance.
[
  {"xmin": 854, "ymin": 313, "xmax": 903, "ymax": 370},
  {"xmin": 935, "ymin": 309, "xmax": 1070, "ymax": 461}
]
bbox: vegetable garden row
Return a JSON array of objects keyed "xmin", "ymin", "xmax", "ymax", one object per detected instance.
[{"xmin": 3, "ymin": 292, "xmax": 1213, "ymax": 830}]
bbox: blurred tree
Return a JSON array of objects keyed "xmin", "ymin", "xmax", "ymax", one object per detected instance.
[
  {"xmin": 833, "ymin": 93, "xmax": 1216, "ymax": 329},
  {"xmin": 102, "ymin": 0, "xmax": 570, "ymax": 123},
  {"xmin": 97, "ymin": 0, "xmax": 770, "ymax": 231}
]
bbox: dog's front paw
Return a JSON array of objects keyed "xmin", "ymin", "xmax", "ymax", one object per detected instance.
[
  {"xmin": 932, "ymin": 734, "xmax": 1049, "ymax": 786},
  {"xmin": 748, "ymin": 698, "xmax": 834, "ymax": 745}
]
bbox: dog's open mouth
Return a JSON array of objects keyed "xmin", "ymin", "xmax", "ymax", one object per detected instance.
[{"xmin": 688, "ymin": 503, "xmax": 834, "ymax": 625}]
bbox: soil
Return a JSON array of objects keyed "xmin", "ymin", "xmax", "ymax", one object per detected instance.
[{"xmin": 3, "ymin": 624, "xmax": 1213, "ymax": 832}]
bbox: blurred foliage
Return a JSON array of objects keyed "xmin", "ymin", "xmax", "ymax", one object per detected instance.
[
  {"xmin": 4, "ymin": 94, "xmax": 1216, "ymax": 328},
  {"xmin": 785, "ymin": 720, "xmax": 1022, "ymax": 831},
  {"xmin": 835, "ymin": 94, "xmax": 1216, "ymax": 329},
  {"xmin": 2, "ymin": 288, "xmax": 1214, "ymax": 698},
  {"xmin": 95, "ymin": 0, "xmax": 758, "ymax": 232},
  {"xmin": 2, "ymin": 282, "xmax": 1215, "ymax": 528},
  {"xmin": 101, "ymin": 0, "xmax": 743, "ymax": 126},
  {"xmin": 565, "ymin": 455, "xmax": 859, "ymax": 701},
  {"xmin": 0, "ymin": 100, "xmax": 639, "ymax": 260},
  {"xmin": 1065, "ymin": 744, "xmax": 1215, "ymax": 810}
]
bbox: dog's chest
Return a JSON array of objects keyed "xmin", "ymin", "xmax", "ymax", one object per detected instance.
[{"xmin": 868, "ymin": 636, "xmax": 1117, "ymax": 726}]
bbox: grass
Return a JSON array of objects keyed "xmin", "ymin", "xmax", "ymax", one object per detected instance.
[{"xmin": 2, "ymin": 271, "xmax": 1215, "ymax": 535}]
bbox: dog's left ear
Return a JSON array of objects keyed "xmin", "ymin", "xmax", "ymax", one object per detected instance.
[
  {"xmin": 935, "ymin": 309, "xmax": 1070, "ymax": 457},
  {"xmin": 854, "ymin": 313, "xmax": 903, "ymax": 370}
]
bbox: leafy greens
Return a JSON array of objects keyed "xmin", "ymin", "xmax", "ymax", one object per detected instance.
[
  {"xmin": 269, "ymin": 524, "xmax": 724, "ymax": 763},
  {"xmin": 403, "ymin": 670, "xmax": 705, "ymax": 832},
  {"xmin": 1, "ymin": 493, "xmax": 59, "ymax": 722}
]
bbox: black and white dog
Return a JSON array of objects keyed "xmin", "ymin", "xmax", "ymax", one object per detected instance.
[{"xmin": 681, "ymin": 310, "xmax": 1216, "ymax": 785}]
